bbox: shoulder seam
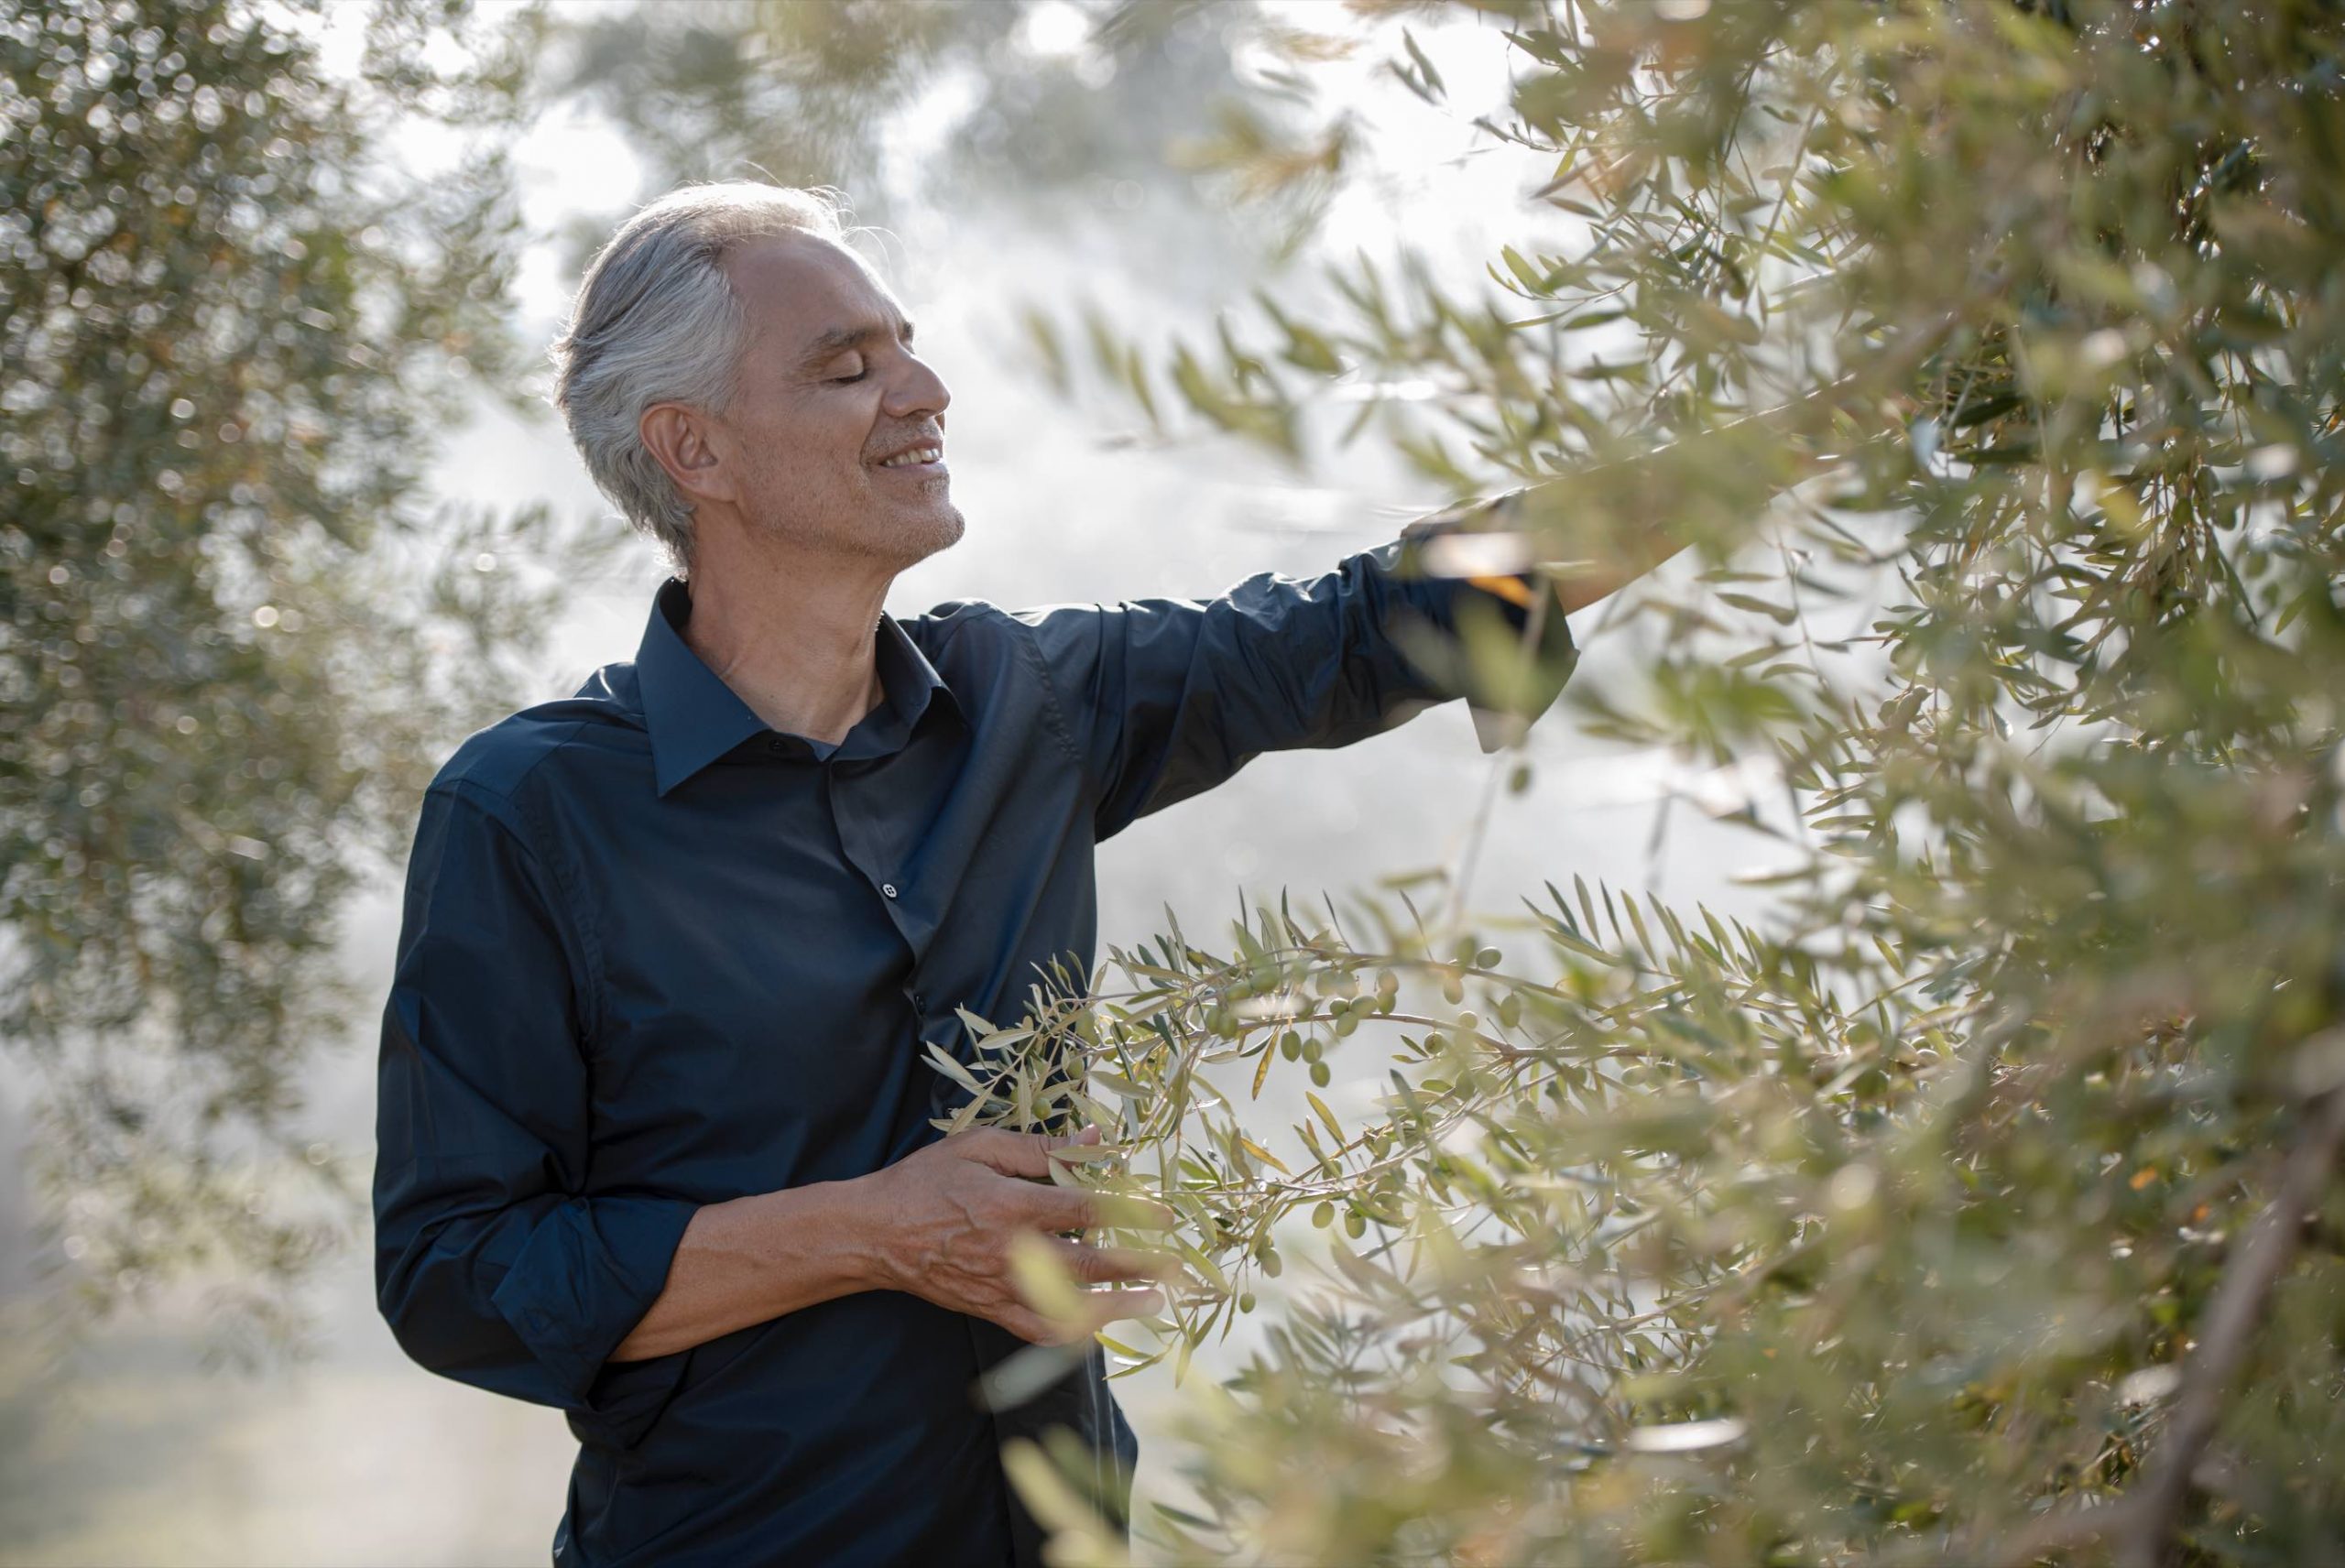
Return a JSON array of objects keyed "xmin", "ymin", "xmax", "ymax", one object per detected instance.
[
  {"xmin": 987, "ymin": 604, "xmax": 1086, "ymax": 774},
  {"xmin": 431, "ymin": 715, "xmax": 600, "ymax": 805},
  {"xmin": 428, "ymin": 734, "xmax": 612, "ymax": 1047}
]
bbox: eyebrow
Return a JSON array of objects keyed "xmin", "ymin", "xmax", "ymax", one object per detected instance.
[{"xmin": 795, "ymin": 314, "xmax": 915, "ymax": 376}]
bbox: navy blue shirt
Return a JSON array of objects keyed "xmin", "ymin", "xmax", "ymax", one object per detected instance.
[{"xmin": 372, "ymin": 514, "xmax": 1576, "ymax": 1568}]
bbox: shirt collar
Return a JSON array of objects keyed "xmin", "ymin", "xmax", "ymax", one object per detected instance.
[{"xmin": 633, "ymin": 578, "xmax": 957, "ymax": 797}]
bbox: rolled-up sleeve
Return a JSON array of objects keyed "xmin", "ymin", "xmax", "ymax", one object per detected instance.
[
  {"xmin": 372, "ymin": 782, "xmax": 699, "ymax": 1441},
  {"xmin": 1011, "ymin": 491, "xmax": 1579, "ymax": 841}
]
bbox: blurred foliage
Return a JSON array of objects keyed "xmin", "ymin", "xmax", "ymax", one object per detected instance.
[
  {"xmin": 12, "ymin": 1, "xmax": 2343, "ymax": 1562},
  {"xmin": 2, "ymin": 0, "xmax": 585, "ymax": 1364},
  {"xmin": 549, "ymin": 0, "xmax": 1009, "ymax": 199},
  {"xmin": 943, "ymin": 1, "xmax": 2345, "ymax": 1563},
  {"xmin": 543, "ymin": 0, "xmax": 1330, "ymax": 271},
  {"xmin": 3, "ymin": 0, "xmax": 1283, "ymax": 1369}
]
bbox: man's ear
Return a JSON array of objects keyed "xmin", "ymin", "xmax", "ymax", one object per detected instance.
[{"xmin": 639, "ymin": 403, "xmax": 734, "ymax": 511}]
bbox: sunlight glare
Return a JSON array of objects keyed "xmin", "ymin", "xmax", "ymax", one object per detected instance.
[{"xmin": 1021, "ymin": 0, "xmax": 1091, "ymax": 60}]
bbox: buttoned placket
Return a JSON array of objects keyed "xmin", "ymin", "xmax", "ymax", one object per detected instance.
[
  {"xmin": 823, "ymin": 759, "xmax": 906, "ymax": 933},
  {"xmin": 815, "ymin": 740, "xmax": 943, "ymax": 1062}
]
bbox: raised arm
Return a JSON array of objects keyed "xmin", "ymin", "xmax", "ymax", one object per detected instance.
[{"xmin": 1008, "ymin": 503, "xmax": 1582, "ymax": 842}]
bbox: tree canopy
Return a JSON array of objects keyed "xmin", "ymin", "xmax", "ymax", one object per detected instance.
[
  {"xmin": 12, "ymin": 2, "xmax": 2344, "ymax": 1561},
  {"xmin": 937, "ymin": 3, "xmax": 2345, "ymax": 1563},
  {"xmin": 2, "ymin": 0, "xmax": 570, "ymax": 1360}
]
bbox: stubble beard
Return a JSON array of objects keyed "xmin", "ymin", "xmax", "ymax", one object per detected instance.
[
  {"xmin": 901, "ymin": 492, "xmax": 966, "ymax": 565},
  {"xmin": 846, "ymin": 474, "xmax": 964, "ymax": 571},
  {"xmin": 744, "ymin": 462, "xmax": 965, "ymax": 572}
]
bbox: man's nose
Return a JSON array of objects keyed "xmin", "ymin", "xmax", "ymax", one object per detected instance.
[{"xmin": 883, "ymin": 354, "xmax": 950, "ymax": 422}]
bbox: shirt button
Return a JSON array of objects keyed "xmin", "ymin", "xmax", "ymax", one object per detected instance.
[{"xmin": 881, "ymin": 882, "xmax": 898, "ymax": 898}]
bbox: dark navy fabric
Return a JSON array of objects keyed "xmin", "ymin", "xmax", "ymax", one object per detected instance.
[{"xmin": 371, "ymin": 518, "xmax": 1577, "ymax": 1568}]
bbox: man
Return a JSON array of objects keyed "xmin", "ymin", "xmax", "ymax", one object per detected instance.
[{"xmin": 372, "ymin": 181, "xmax": 1665, "ymax": 1567}]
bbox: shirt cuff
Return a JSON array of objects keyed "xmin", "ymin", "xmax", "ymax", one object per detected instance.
[
  {"xmin": 1386, "ymin": 494, "xmax": 1580, "ymax": 751},
  {"xmin": 488, "ymin": 1192, "xmax": 701, "ymax": 1411}
]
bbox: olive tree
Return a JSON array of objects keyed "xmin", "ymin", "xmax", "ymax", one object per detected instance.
[
  {"xmin": 2, "ymin": 0, "xmax": 573, "ymax": 1365},
  {"xmin": 939, "ymin": 4, "xmax": 2345, "ymax": 1563}
]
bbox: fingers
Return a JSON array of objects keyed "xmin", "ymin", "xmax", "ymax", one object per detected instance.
[
  {"xmin": 957, "ymin": 1124, "xmax": 1098, "ymax": 1181},
  {"xmin": 1052, "ymin": 1237, "xmax": 1178, "ymax": 1288},
  {"xmin": 1020, "ymin": 1183, "xmax": 1181, "ymax": 1238},
  {"xmin": 961, "ymin": 1127, "xmax": 1058, "ymax": 1180},
  {"xmin": 1086, "ymin": 1286, "xmax": 1166, "ymax": 1326},
  {"xmin": 983, "ymin": 1164, "xmax": 1171, "ymax": 1226},
  {"xmin": 1029, "ymin": 1184, "xmax": 1101, "ymax": 1235},
  {"xmin": 998, "ymin": 1286, "xmax": 1167, "ymax": 1346},
  {"xmin": 1090, "ymin": 1192, "xmax": 1180, "ymax": 1232}
]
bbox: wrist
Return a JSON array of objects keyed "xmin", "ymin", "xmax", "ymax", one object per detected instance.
[{"xmin": 829, "ymin": 1169, "xmax": 905, "ymax": 1293}]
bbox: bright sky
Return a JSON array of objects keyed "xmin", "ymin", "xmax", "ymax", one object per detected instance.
[{"xmin": 499, "ymin": 0, "xmax": 1566, "ymax": 320}]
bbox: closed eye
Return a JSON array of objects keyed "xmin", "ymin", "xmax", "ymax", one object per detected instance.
[{"xmin": 831, "ymin": 367, "xmax": 867, "ymax": 385}]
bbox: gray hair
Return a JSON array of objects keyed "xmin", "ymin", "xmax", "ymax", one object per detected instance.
[{"xmin": 551, "ymin": 181, "xmax": 857, "ymax": 573}]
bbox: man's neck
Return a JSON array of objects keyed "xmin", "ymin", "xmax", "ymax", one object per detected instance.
[{"xmin": 677, "ymin": 529, "xmax": 892, "ymax": 749}]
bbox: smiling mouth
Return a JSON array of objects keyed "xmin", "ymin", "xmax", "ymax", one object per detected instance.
[{"xmin": 874, "ymin": 444, "xmax": 945, "ymax": 471}]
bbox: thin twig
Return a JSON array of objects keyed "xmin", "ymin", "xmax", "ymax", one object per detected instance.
[
  {"xmin": 1905, "ymin": 1086, "xmax": 2345, "ymax": 1568},
  {"xmin": 2113, "ymin": 1086, "xmax": 2345, "ymax": 1568}
]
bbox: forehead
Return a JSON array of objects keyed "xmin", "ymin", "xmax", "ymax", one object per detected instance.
[{"xmin": 721, "ymin": 232, "xmax": 902, "ymax": 348}]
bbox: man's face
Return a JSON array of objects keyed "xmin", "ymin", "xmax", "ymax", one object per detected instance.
[{"xmin": 709, "ymin": 231, "xmax": 961, "ymax": 568}]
